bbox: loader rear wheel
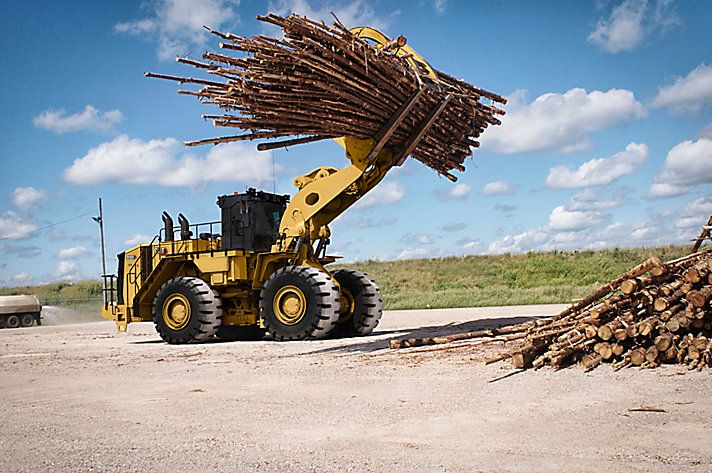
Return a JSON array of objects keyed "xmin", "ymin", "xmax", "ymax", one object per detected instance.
[
  {"xmin": 152, "ymin": 277, "xmax": 222, "ymax": 344},
  {"xmin": 331, "ymin": 269, "xmax": 383, "ymax": 337},
  {"xmin": 20, "ymin": 314, "xmax": 34, "ymax": 327},
  {"xmin": 5, "ymin": 315, "xmax": 20, "ymax": 329},
  {"xmin": 260, "ymin": 266, "xmax": 340, "ymax": 341},
  {"xmin": 216, "ymin": 325, "xmax": 266, "ymax": 341}
]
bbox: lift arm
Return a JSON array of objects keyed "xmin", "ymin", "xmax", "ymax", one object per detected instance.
[{"xmin": 274, "ymin": 27, "xmax": 452, "ymax": 250}]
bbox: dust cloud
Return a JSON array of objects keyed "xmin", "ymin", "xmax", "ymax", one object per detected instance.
[{"xmin": 41, "ymin": 304, "xmax": 103, "ymax": 325}]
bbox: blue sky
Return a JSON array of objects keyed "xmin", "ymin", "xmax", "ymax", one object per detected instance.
[{"xmin": 1, "ymin": 0, "xmax": 711, "ymax": 286}]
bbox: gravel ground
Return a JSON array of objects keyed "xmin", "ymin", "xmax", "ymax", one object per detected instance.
[{"xmin": 1, "ymin": 304, "xmax": 711, "ymax": 473}]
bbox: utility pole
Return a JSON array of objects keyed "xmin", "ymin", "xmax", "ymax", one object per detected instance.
[{"xmin": 93, "ymin": 198, "xmax": 108, "ymax": 305}]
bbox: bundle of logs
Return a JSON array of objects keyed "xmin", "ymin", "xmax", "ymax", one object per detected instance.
[
  {"xmin": 390, "ymin": 248, "xmax": 712, "ymax": 371},
  {"xmin": 146, "ymin": 13, "xmax": 506, "ymax": 181}
]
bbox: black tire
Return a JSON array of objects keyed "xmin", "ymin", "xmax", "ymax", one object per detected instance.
[
  {"xmin": 260, "ymin": 266, "xmax": 340, "ymax": 341},
  {"xmin": 0, "ymin": 317, "xmax": 5, "ymax": 328},
  {"xmin": 331, "ymin": 269, "xmax": 383, "ymax": 337},
  {"xmin": 152, "ymin": 277, "xmax": 222, "ymax": 344},
  {"xmin": 20, "ymin": 314, "xmax": 34, "ymax": 327},
  {"xmin": 5, "ymin": 315, "xmax": 20, "ymax": 329},
  {"xmin": 216, "ymin": 325, "xmax": 266, "ymax": 341}
]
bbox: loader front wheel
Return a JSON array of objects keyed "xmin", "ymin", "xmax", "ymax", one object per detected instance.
[
  {"xmin": 260, "ymin": 266, "xmax": 340, "ymax": 341},
  {"xmin": 152, "ymin": 277, "xmax": 222, "ymax": 344},
  {"xmin": 331, "ymin": 269, "xmax": 383, "ymax": 337}
]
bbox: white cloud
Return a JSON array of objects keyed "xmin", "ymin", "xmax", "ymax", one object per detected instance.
[
  {"xmin": 675, "ymin": 197, "xmax": 712, "ymax": 229},
  {"xmin": 53, "ymin": 260, "xmax": 81, "ymax": 281},
  {"xmin": 354, "ymin": 181, "xmax": 405, "ymax": 209},
  {"xmin": 124, "ymin": 234, "xmax": 152, "ymax": 246},
  {"xmin": 649, "ymin": 139, "xmax": 712, "ymax": 198},
  {"xmin": 270, "ymin": 0, "xmax": 389, "ymax": 31},
  {"xmin": 11, "ymin": 187, "xmax": 45, "ymax": 211},
  {"xmin": 487, "ymin": 228, "xmax": 549, "ymax": 254},
  {"xmin": 481, "ymin": 88, "xmax": 645, "ymax": 154},
  {"xmin": 648, "ymin": 182, "xmax": 687, "ymax": 199},
  {"xmin": 546, "ymin": 142, "xmax": 648, "ymax": 188},
  {"xmin": 588, "ymin": 0, "xmax": 680, "ymax": 54},
  {"xmin": 481, "ymin": 180, "xmax": 516, "ymax": 195},
  {"xmin": 435, "ymin": 183, "xmax": 470, "ymax": 201},
  {"xmin": 652, "ymin": 64, "xmax": 712, "ymax": 113},
  {"xmin": 486, "ymin": 193, "xmax": 710, "ymax": 254},
  {"xmin": 33, "ymin": 105, "xmax": 123, "ymax": 134},
  {"xmin": 64, "ymin": 135, "xmax": 278, "ymax": 188},
  {"xmin": 548, "ymin": 206, "xmax": 602, "ymax": 232},
  {"xmin": 0, "ymin": 244, "xmax": 41, "ymax": 258},
  {"xmin": 0, "ymin": 212, "xmax": 38, "ymax": 240},
  {"xmin": 442, "ymin": 222, "xmax": 467, "ymax": 232},
  {"xmin": 450, "ymin": 183, "xmax": 471, "ymax": 199},
  {"xmin": 433, "ymin": 0, "xmax": 447, "ymax": 13},
  {"xmin": 58, "ymin": 246, "xmax": 90, "ymax": 259},
  {"xmin": 397, "ymin": 247, "xmax": 429, "ymax": 260},
  {"xmin": 11, "ymin": 272, "xmax": 32, "ymax": 284},
  {"xmin": 493, "ymin": 203, "xmax": 517, "ymax": 216},
  {"xmin": 701, "ymin": 123, "xmax": 712, "ymax": 140},
  {"xmin": 568, "ymin": 188, "xmax": 629, "ymax": 211},
  {"xmin": 401, "ymin": 233, "xmax": 433, "ymax": 245},
  {"xmin": 461, "ymin": 239, "xmax": 483, "ymax": 251},
  {"xmin": 115, "ymin": 0, "xmax": 240, "ymax": 60}
]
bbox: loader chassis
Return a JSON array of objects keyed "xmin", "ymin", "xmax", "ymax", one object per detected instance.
[{"xmin": 102, "ymin": 25, "xmax": 451, "ymax": 343}]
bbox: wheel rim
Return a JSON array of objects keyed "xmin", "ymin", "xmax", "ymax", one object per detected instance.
[
  {"xmin": 338, "ymin": 288, "xmax": 355, "ymax": 323},
  {"xmin": 273, "ymin": 285, "xmax": 307, "ymax": 325},
  {"xmin": 162, "ymin": 294, "xmax": 191, "ymax": 331}
]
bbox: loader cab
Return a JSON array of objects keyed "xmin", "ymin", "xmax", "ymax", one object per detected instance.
[{"xmin": 218, "ymin": 188, "xmax": 290, "ymax": 253}]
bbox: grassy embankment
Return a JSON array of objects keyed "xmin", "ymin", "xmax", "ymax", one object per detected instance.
[{"xmin": 0, "ymin": 245, "xmax": 690, "ymax": 311}]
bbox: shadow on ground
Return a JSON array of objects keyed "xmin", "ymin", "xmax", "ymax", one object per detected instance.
[
  {"xmin": 295, "ymin": 315, "xmax": 544, "ymax": 356},
  {"xmin": 129, "ymin": 315, "xmax": 546, "ymax": 352}
]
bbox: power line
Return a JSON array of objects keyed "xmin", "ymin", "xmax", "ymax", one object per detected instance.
[{"xmin": 0, "ymin": 211, "xmax": 97, "ymax": 241}]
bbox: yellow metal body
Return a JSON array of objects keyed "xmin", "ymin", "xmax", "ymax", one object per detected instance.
[{"xmin": 102, "ymin": 27, "xmax": 434, "ymax": 334}]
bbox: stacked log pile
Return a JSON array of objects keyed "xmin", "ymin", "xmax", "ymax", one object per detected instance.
[
  {"xmin": 390, "ymin": 248, "xmax": 712, "ymax": 371},
  {"xmin": 146, "ymin": 13, "xmax": 506, "ymax": 181}
]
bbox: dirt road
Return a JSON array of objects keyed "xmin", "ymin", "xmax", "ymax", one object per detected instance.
[{"xmin": 1, "ymin": 305, "xmax": 711, "ymax": 473}]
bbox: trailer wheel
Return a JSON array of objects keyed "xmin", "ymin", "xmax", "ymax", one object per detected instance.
[
  {"xmin": 331, "ymin": 269, "xmax": 383, "ymax": 337},
  {"xmin": 20, "ymin": 314, "xmax": 34, "ymax": 327},
  {"xmin": 152, "ymin": 277, "xmax": 222, "ymax": 344},
  {"xmin": 5, "ymin": 315, "xmax": 20, "ymax": 329},
  {"xmin": 216, "ymin": 325, "xmax": 266, "ymax": 342},
  {"xmin": 260, "ymin": 266, "xmax": 340, "ymax": 341}
]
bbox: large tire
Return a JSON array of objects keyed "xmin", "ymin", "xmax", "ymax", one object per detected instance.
[
  {"xmin": 331, "ymin": 269, "xmax": 383, "ymax": 337},
  {"xmin": 216, "ymin": 325, "xmax": 266, "ymax": 342},
  {"xmin": 20, "ymin": 314, "xmax": 34, "ymax": 327},
  {"xmin": 152, "ymin": 277, "xmax": 222, "ymax": 344},
  {"xmin": 260, "ymin": 266, "xmax": 340, "ymax": 341},
  {"xmin": 5, "ymin": 315, "xmax": 20, "ymax": 329}
]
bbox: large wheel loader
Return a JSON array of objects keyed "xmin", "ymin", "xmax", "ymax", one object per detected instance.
[{"xmin": 101, "ymin": 27, "xmax": 451, "ymax": 343}]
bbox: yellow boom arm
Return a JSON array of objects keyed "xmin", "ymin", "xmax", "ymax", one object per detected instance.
[{"xmin": 274, "ymin": 28, "xmax": 450, "ymax": 252}]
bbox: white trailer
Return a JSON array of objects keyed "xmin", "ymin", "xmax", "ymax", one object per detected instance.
[{"xmin": 0, "ymin": 295, "xmax": 42, "ymax": 328}]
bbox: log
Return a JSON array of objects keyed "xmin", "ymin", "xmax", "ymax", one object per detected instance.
[
  {"xmin": 686, "ymin": 287, "xmax": 712, "ymax": 308},
  {"xmin": 556, "ymin": 257, "xmax": 662, "ymax": 320},
  {"xmin": 630, "ymin": 348, "xmax": 647, "ymax": 366}
]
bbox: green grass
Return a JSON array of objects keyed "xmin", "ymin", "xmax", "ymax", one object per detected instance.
[
  {"xmin": 0, "ymin": 280, "xmax": 103, "ymax": 306},
  {"xmin": 331, "ymin": 245, "xmax": 689, "ymax": 310},
  {"xmin": 0, "ymin": 245, "xmax": 690, "ymax": 310}
]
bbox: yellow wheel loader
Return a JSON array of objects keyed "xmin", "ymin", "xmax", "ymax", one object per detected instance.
[{"xmin": 101, "ymin": 28, "xmax": 449, "ymax": 343}]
